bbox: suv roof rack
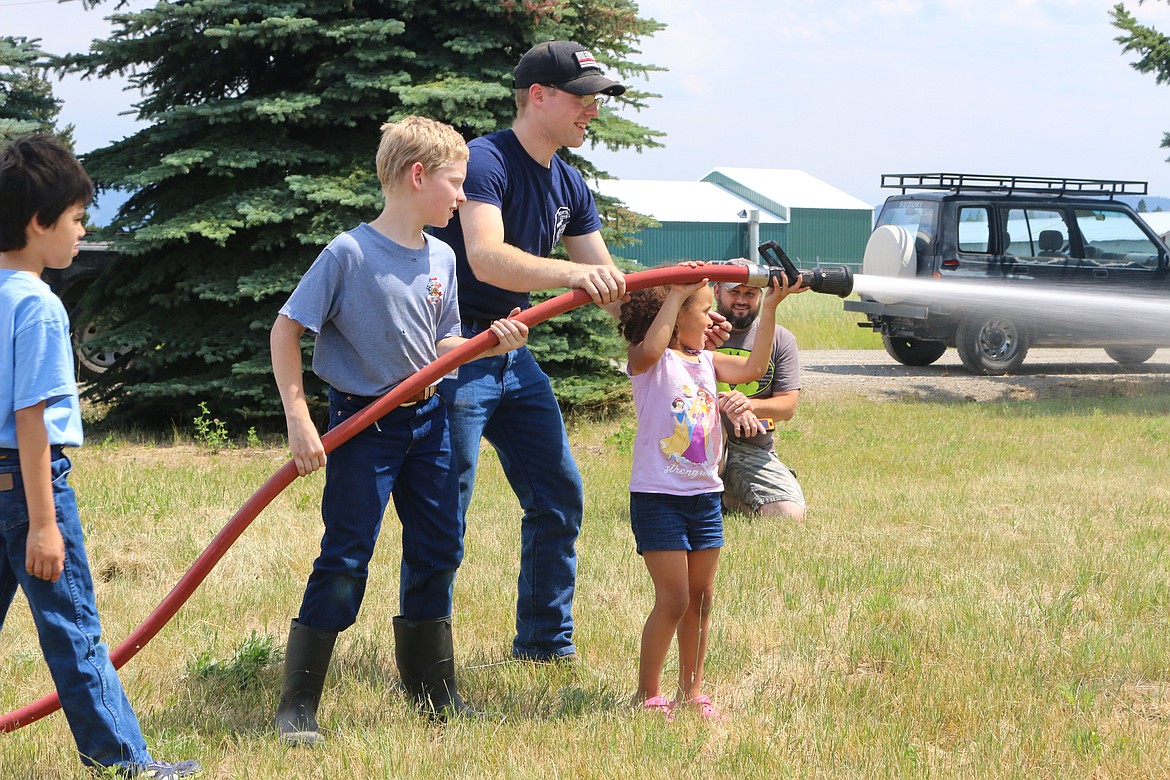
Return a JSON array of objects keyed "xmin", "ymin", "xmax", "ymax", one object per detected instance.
[{"xmin": 881, "ymin": 173, "xmax": 1147, "ymax": 198}]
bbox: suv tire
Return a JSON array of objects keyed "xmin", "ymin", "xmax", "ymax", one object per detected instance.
[
  {"xmin": 73, "ymin": 315, "xmax": 133, "ymax": 379},
  {"xmin": 881, "ymin": 334, "xmax": 947, "ymax": 366},
  {"xmin": 956, "ymin": 316, "xmax": 1029, "ymax": 375},
  {"xmin": 1104, "ymin": 345, "xmax": 1157, "ymax": 368}
]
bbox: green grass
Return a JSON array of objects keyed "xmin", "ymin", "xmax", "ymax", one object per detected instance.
[
  {"xmin": 777, "ymin": 291, "xmax": 881, "ymax": 350},
  {"xmin": 4, "ymin": 391, "xmax": 1170, "ymax": 777}
]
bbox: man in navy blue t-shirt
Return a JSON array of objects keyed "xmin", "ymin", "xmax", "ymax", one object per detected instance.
[{"xmin": 432, "ymin": 41, "xmax": 629, "ymax": 662}]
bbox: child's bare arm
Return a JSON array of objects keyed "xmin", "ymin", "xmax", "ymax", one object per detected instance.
[
  {"xmin": 627, "ymin": 280, "xmax": 705, "ymax": 375},
  {"xmin": 712, "ymin": 274, "xmax": 803, "ymax": 385},
  {"xmin": 271, "ymin": 314, "xmax": 326, "ymax": 477},
  {"xmin": 15, "ymin": 402, "xmax": 64, "ymax": 582}
]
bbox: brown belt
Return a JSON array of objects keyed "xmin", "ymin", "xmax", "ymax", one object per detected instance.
[{"xmin": 399, "ymin": 385, "xmax": 437, "ymax": 407}]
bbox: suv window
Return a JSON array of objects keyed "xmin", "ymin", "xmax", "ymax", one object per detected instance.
[
  {"xmin": 876, "ymin": 200, "xmax": 938, "ymax": 242},
  {"xmin": 958, "ymin": 206, "xmax": 991, "ymax": 253},
  {"xmin": 1074, "ymin": 208, "xmax": 1161, "ymax": 266},
  {"xmin": 876, "ymin": 199, "xmax": 940, "ymax": 261},
  {"xmin": 1003, "ymin": 208, "xmax": 1072, "ymax": 259}
]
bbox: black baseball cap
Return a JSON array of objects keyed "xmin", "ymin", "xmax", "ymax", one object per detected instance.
[{"xmin": 512, "ymin": 40, "xmax": 626, "ymax": 96}]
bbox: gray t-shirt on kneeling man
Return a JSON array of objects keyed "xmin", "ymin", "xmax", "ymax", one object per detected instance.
[
  {"xmin": 280, "ymin": 222, "xmax": 462, "ymax": 397},
  {"xmin": 715, "ymin": 319, "xmax": 801, "ymax": 450}
]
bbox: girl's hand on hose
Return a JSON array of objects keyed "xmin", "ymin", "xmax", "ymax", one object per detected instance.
[{"xmin": 765, "ymin": 271, "xmax": 806, "ymax": 307}]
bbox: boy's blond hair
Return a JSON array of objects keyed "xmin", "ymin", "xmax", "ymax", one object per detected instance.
[{"xmin": 376, "ymin": 116, "xmax": 468, "ymax": 192}]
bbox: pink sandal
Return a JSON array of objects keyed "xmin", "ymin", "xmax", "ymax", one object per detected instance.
[
  {"xmin": 641, "ymin": 695, "xmax": 674, "ymax": 720},
  {"xmin": 686, "ymin": 694, "xmax": 725, "ymax": 721}
]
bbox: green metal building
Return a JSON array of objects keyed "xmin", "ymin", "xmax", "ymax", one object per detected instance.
[{"xmin": 594, "ymin": 167, "xmax": 873, "ymax": 269}]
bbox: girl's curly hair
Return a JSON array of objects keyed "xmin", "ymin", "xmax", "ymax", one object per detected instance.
[
  {"xmin": 617, "ymin": 287, "xmax": 667, "ymax": 345},
  {"xmin": 618, "ymin": 284, "xmax": 707, "ymax": 345}
]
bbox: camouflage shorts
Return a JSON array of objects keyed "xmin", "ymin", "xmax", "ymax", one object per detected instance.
[{"xmin": 721, "ymin": 437, "xmax": 805, "ymax": 511}]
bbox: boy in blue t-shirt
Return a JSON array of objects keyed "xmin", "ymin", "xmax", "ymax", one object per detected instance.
[
  {"xmin": 0, "ymin": 135, "xmax": 201, "ymax": 778},
  {"xmin": 270, "ymin": 116, "xmax": 528, "ymax": 740}
]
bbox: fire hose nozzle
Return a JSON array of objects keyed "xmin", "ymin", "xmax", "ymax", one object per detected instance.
[
  {"xmin": 756, "ymin": 240, "xmax": 854, "ymax": 298},
  {"xmin": 743, "ymin": 264, "xmax": 773, "ymax": 288},
  {"xmin": 792, "ymin": 265, "xmax": 854, "ymax": 298}
]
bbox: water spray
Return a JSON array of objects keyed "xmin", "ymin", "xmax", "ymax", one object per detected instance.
[
  {"xmin": 849, "ymin": 270, "xmax": 1170, "ymax": 360},
  {"xmin": 1, "ymin": 257, "xmax": 857, "ymax": 733}
]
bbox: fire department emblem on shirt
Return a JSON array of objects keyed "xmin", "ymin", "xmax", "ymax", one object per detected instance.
[
  {"xmin": 426, "ymin": 277, "xmax": 443, "ymax": 305},
  {"xmin": 553, "ymin": 206, "xmax": 571, "ymax": 246}
]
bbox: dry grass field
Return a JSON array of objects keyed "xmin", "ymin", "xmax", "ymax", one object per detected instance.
[{"xmin": 4, "ymin": 380, "xmax": 1170, "ymax": 778}]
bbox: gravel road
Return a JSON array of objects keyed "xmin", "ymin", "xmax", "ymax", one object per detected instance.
[{"xmin": 798, "ymin": 348, "xmax": 1170, "ymax": 403}]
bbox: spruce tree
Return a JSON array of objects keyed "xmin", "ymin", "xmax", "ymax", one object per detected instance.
[
  {"xmin": 0, "ymin": 36, "xmax": 74, "ymax": 145},
  {"xmin": 71, "ymin": 0, "xmax": 663, "ymax": 425},
  {"xmin": 1114, "ymin": 3, "xmax": 1170, "ymax": 163}
]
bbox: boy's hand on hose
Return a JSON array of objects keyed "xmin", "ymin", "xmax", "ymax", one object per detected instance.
[
  {"xmin": 26, "ymin": 521, "xmax": 64, "ymax": 582},
  {"xmin": 666, "ymin": 261, "xmax": 712, "ymax": 302},
  {"xmin": 287, "ymin": 417, "xmax": 326, "ymax": 477},
  {"xmin": 487, "ymin": 307, "xmax": 529, "ymax": 355}
]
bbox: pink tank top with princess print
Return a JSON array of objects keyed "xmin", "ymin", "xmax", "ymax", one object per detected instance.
[{"xmin": 628, "ymin": 349, "xmax": 724, "ymax": 495}]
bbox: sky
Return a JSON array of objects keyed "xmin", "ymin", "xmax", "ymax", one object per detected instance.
[{"xmin": 6, "ymin": 0, "xmax": 1170, "ymax": 218}]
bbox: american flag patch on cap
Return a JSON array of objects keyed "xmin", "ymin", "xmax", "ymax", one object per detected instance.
[{"xmin": 574, "ymin": 50, "xmax": 600, "ymax": 70}]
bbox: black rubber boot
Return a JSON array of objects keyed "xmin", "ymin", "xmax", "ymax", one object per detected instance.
[
  {"xmin": 393, "ymin": 615, "xmax": 475, "ymax": 721},
  {"xmin": 274, "ymin": 619, "xmax": 337, "ymax": 745}
]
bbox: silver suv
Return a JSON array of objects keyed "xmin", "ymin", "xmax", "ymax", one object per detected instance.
[{"xmin": 844, "ymin": 173, "xmax": 1170, "ymax": 374}]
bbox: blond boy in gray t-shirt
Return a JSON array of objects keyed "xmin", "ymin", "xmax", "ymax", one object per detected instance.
[{"xmin": 270, "ymin": 117, "xmax": 528, "ymax": 741}]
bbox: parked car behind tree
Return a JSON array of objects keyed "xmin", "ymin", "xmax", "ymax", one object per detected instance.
[{"xmin": 41, "ymin": 241, "xmax": 130, "ymax": 378}]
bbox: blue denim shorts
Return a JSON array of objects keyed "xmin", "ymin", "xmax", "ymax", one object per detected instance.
[{"xmin": 629, "ymin": 491, "xmax": 724, "ymax": 553}]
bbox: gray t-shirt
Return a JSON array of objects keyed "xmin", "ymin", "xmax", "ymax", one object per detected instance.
[
  {"xmin": 715, "ymin": 319, "xmax": 801, "ymax": 449},
  {"xmin": 280, "ymin": 223, "xmax": 461, "ymax": 397}
]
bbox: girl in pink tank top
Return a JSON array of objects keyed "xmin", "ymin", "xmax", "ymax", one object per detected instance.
[{"xmin": 617, "ymin": 265, "xmax": 798, "ymax": 720}]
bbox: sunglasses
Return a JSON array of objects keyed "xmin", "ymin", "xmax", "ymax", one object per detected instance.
[{"xmin": 541, "ymin": 85, "xmax": 609, "ymax": 109}]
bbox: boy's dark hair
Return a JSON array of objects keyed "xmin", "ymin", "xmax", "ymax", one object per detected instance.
[{"xmin": 0, "ymin": 134, "xmax": 94, "ymax": 252}]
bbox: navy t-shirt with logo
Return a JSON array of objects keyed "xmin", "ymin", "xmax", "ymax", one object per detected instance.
[{"xmin": 430, "ymin": 129, "xmax": 602, "ymax": 321}]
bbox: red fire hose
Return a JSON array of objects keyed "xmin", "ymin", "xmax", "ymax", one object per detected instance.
[{"xmin": 1, "ymin": 262, "xmax": 754, "ymax": 732}]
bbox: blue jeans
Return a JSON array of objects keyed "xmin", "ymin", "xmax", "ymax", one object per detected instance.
[
  {"xmin": 440, "ymin": 338, "xmax": 583, "ymax": 659},
  {"xmin": 0, "ymin": 449, "xmax": 151, "ymax": 771},
  {"xmin": 297, "ymin": 389, "xmax": 463, "ymax": 632}
]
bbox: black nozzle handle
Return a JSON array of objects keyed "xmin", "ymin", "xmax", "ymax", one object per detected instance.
[
  {"xmin": 757, "ymin": 240, "xmax": 854, "ymax": 298},
  {"xmin": 757, "ymin": 241, "xmax": 799, "ymax": 279},
  {"xmin": 757, "ymin": 240, "xmax": 807, "ymax": 289}
]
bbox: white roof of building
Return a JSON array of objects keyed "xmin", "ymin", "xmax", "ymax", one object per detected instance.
[
  {"xmin": 592, "ymin": 179, "xmax": 787, "ymax": 224},
  {"xmin": 704, "ymin": 167, "xmax": 873, "ymax": 211},
  {"xmin": 1137, "ymin": 210, "xmax": 1170, "ymax": 239}
]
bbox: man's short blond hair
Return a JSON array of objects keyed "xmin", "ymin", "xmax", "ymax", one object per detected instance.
[{"xmin": 376, "ymin": 116, "xmax": 468, "ymax": 192}]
